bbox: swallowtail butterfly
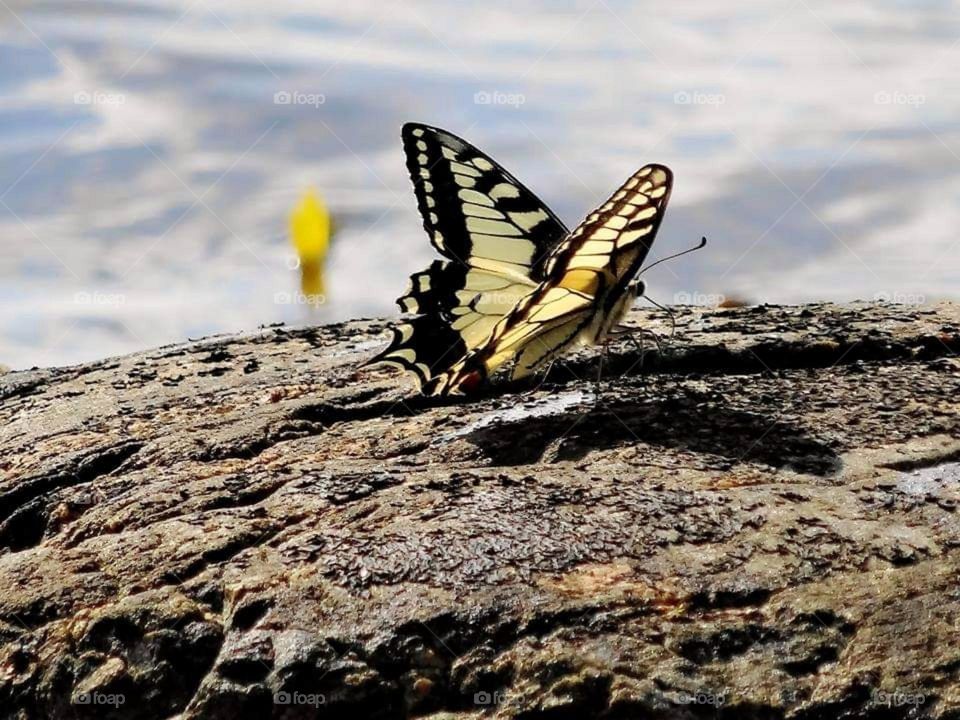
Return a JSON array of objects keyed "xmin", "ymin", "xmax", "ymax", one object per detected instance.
[{"xmin": 366, "ymin": 123, "xmax": 672, "ymax": 396}]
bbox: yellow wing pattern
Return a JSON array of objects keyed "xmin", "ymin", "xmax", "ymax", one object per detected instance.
[
  {"xmin": 364, "ymin": 123, "xmax": 569, "ymax": 392},
  {"xmin": 429, "ymin": 164, "xmax": 673, "ymax": 395}
]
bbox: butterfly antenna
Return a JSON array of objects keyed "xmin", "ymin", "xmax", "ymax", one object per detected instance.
[{"xmin": 639, "ymin": 236, "xmax": 707, "ymax": 275}]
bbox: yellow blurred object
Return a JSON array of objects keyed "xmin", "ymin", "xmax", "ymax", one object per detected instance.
[{"xmin": 289, "ymin": 189, "xmax": 332, "ymax": 306}]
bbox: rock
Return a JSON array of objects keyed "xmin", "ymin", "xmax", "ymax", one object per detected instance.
[{"xmin": 0, "ymin": 302, "xmax": 959, "ymax": 719}]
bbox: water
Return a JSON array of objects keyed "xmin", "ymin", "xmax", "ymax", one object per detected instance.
[{"xmin": 1, "ymin": 0, "xmax": 958, "ymax": 369}]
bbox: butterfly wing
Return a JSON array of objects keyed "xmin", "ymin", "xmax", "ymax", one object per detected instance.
[
  {"xmin": 433, "ymin": 164, "xmax": 673, "ymax": 393},
  {"xmin": 366, "ymin": 123, "xmax": 569, "ymax": 392}
]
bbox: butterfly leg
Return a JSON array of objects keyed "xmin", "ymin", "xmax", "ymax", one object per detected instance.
[
  {"xmin": 626, "ymin": 330, "xmax": 645, "ymax": 363},
  {"xmin": 640, "ymin": 328, "xmax": 665, "ymax": 358},
  {"xmin": 634, "ymin": 330, "xmax": 663, "ymax": 386},
  {"xmin": 525, "ymin": 361, "xmax": 556, "ymax": 395},
  {"xmin": 609, "ymin": 328, "xmax": 645, "ymax": 375},
  {"xmin": 593, "ymin": 343, "xmax": 607, "ymax": 404},
  {"xmin": 637, "ymin": 293, "xmax": 679, "ymax": 343},
  {"xmin": 632, "ymin": 331, "xmax": 647, "ymax": 380},
  {"xmin": 610, "ymin": 325, "xmax": 666, "ymax": 379}
]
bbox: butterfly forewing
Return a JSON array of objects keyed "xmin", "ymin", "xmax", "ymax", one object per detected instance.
[
  {"xmin": 402, "ymin": 123, "xmax": 567, "ymax": 280},
  {"xmin": 547, "ymin": 164, "xmax": 672, "ymax": 284}
]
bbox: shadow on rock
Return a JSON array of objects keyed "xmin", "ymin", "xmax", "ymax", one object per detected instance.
[{"xmin": 466, "ymin": 386, "xmax": 842, "ymax": 476}]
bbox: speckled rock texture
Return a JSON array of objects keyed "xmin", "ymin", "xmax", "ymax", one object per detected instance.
[{"xmin": 1, "ymin": 302, "xmax": 959, "ymax": 720}]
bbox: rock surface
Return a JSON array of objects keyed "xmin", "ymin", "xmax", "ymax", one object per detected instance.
[{"xmin": 1, "ymin": 302, "xmax": 959, "ymax": 719}]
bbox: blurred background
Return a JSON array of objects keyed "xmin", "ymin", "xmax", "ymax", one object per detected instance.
[{"xmin": 1, "ymin": 0, "xmax": 958, "ymax": 369}]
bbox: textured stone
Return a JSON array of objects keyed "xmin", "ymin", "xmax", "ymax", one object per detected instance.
[{"xmin": 0, "ymin": 302, "xmax": 958, "ymax": 719}]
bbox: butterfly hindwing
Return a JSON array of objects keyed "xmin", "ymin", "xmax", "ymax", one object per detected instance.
[
  {"xmin": 367, "ymin": 315, "xmax": 467, "ymax": 391},
  {"xmin": 365, "ymin": 123, "xmax": 569, "ymax": 392}
]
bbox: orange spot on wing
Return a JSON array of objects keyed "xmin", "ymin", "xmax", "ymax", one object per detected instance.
[{"xmin": 457, "ymin": 370, "xmax": 483, "ymax": 394}]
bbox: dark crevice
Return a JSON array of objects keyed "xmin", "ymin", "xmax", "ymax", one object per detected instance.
[
  {"xmin": 291, "ymin": 394, "xmax": 471, "ymax": 425},
  {"xmin": 199, "ymin": 349, "xmax": 233, "ymax": 363},
  {"xmin": 229, "ymin": 596, "xmax": 274, "ymax": 630},
  {"xmin": 677, "ymin": 624, "xmax": 782, "ymax": 664},
  {"xmin": 0, "ymin": 363, "xmax": 116, "ymax": 402},
  {"xmin": 880, "ymin": 448, "xmax": 960, "ymax": 471},
  {"xmin": 59, "ymin": 477, "xmax": 293, "ymax": 551},
  {"xmin": 0, "ymin": 375, "xmax": 46, "ymax": 402},
  {"xmin": 158, "ymin": 522, "xmax": 288, "ymax": 587},
  {"xmin": 779, "ymin": 643, "xmax": 839, "ymax": 676},
  {"xmin": 0, "ymin": 441, "xmax": 144, "ymax": 551},
  {"xmin": 688, "ymin": 587, "xmax": 773, "ymax": 611},
  {"xmin": 591, "ymin": 333, "xmax": 960, "ymax": 381},
  {"xmin": 191, "ymin": 421, "xmax": 325, "ymax": 463},
  {"xmin": 200, "ymin": 480, "xmax": 290, "ymax": 512}
]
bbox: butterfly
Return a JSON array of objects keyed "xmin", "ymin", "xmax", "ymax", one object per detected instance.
[{"xmin": 366, "ymin": 123, "xmax": 673, "ymax": 396}]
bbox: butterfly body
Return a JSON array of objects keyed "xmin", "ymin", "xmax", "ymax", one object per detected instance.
[{"xmin": 366, "ymin": 124, "xmax": 672, "ymax": 396}]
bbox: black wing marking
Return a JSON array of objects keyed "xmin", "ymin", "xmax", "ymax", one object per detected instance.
[
  {"xmin": 431, "ymin": 164, "xmax": 674, "ymax": 393},
  {"xmin": 365, "ymin": 123, "xmax": 570, "ymax": 393},
  {"xmin": 402, "ymin": 122, "xmax": 568, "ymax": 282}
]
